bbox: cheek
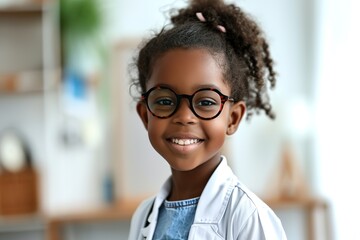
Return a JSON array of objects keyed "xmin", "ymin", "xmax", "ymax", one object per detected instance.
[
  {"xmin": 146, "ymin": 117, "xmax": 165, "ymax": 145},
  {"xmin": 203, "ymin": 118, "xmax": 228, "ymax": 142}
]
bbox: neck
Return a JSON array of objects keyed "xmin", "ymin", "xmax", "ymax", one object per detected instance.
[{"xmin": 168, "ymin": 154, "xmax": 222, "ymax": 201}]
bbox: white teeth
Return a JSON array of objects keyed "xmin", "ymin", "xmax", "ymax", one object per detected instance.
[{"xmin": 171, "ymin": 138, "xmax": 200, "ymax": 146}]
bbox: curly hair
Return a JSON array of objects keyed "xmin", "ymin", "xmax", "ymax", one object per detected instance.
[{"xmin": 131, "ymin": 0, "xmax": 276, "ymax": 119}]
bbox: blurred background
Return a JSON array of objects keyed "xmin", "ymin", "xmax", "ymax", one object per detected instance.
[{"xmin": 0, "ymin": 0, "xmax": 359, "ymax": 239}]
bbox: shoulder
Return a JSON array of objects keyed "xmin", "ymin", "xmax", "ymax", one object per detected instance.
[
  {"xmin": 128, "ymin": 197, "xmax": 155, "ymax": 240},
  {"xmin": 131, "ymin": 197, "xmax": 154, "ymax": 225},
  {"xmin": 225, "ymin": 181, "xmax": 287, "ymax": 239}
]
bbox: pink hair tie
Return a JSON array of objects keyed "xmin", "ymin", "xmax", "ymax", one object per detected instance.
[
  {"xmin": 195, "ymin": 12, "xmax": 226, "ymax": 33},
  {"xmin": 196, "ymin": 12, "xmax": 206, "ymax": 22},
  {"xmin": 216, "ymin": 25, "xmax": 226, "ymax": 33}
]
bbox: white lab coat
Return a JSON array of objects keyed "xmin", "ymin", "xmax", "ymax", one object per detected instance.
[{"xmin": 128, "ymin": 156, "xmax": 287, "ymax": 240}]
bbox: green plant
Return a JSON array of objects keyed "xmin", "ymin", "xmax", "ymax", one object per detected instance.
[{"xmin": 60, "ymin": 0, "xmax": 102, "ymax": 39}]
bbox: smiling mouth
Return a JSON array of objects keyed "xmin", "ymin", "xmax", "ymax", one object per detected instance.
[{"xmin": 170, "ymin": 138, "xmax": 203, "ymax": 146}]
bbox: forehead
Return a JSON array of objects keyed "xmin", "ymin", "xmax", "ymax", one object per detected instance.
[{"xmin": 147, "ymin": 48, "xmax": 229, "ymax": 93}]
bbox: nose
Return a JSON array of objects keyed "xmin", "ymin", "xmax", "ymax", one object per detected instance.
[{"xmin": 172, "ymin": 98, "xmax": 197, "ymax": 125}]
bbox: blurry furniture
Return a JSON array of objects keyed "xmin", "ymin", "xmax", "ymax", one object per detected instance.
[
  {"xmin": 46, "ymin": 198, "xmax": 142, "ymax": 240},
  {"xmin": 266, "ymin": 197, "xmax": 332, "ymax": 240},
  {"xmin": 264, "ymin": 145, "xmax": 333, "ymax": 240},
  {"xmin": 0, "ymin": 1, "xmax": 59, "ymax": 95},
  {"xmin": 0, "ymin": 168, "xmax": 39, "ymax": 215},
  {"xmin": 0, "ymin": 0, "xmax": 59, "ymax": 239}
]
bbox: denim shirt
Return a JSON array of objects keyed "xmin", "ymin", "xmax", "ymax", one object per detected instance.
[{"xmin": 153, "ymin": 197, "xmax": 200, "ymax": 240}]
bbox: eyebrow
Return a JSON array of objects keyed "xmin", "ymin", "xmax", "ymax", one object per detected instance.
[{"xmin": 154, "ymin": 83, "xmax": 223, "ymax": 92}]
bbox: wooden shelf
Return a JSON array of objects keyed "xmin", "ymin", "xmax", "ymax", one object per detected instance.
[
  {"xmin": 0, "ymin": 69, "xmax": 61, "ymax": 95},
  {"xmin": 46, "ymin": 198, "xmax": 144, "ymax": 240},
  {"xmin": 0, "ymin": 197, "xmax": 143, "ymax": 239},
  {"xmin": 264, "ymin": 197, "xmax": 328, "ymax": 209},
  {"xmin": 48, "ymin": 199, "xmax": 141, "ymax": 223},
  {"xmin": 0, "ymin": 4, "xmax": 44, "ymax": 17}
]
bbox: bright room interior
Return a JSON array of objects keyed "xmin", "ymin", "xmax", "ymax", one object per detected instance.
[{"xmin": 0, "ymin": 0, "xmax": 359, "ymax": 239}]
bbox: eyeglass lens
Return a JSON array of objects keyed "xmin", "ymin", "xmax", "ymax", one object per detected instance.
[{"xmin": 146, "ymin": 88, "xmax": 223, "ymax": 119}]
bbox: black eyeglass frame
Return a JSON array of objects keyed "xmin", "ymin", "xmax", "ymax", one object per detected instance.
[{"xmin": 141, "ymin": 86, "xmax": 234, "ymax": 120}]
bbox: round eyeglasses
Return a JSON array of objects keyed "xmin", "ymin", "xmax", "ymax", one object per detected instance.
[{"xmin": 141, "ymin": 86, "xmax": 234, "ymax": 120}]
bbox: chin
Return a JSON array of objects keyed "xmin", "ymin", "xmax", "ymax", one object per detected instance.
[{"xmin": 169, "ymin": 159, "xmax": 206, "ymax": 172}]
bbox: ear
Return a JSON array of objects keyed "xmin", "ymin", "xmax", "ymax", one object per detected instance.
[
  {"xmin": 226, "ymin": 101, "xmax": 246, "ymax": 135},
  {"xmin": 136, "ymin": 101, "xmax": 149, "ymax": 130}
]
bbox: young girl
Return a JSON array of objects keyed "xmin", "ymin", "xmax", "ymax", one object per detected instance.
[{"xmin": 128, "ymin": 0, "xmax": 287, "ymax": 239}]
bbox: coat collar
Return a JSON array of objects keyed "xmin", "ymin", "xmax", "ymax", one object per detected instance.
[
  {"xmin": 141, "ymin": 156, "xmax": 237, "ymax": 238},
  {"xmin": 194, "ymin": 156, "xmax": 237, "ymax": 223}
]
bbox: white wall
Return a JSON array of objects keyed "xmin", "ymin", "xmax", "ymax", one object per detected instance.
[
  {"xmin": 228, "ymin": 1, "xmax": 314, "ymax": 239},
  {"xmin": 313, "ymin": 0, "xmax": 360, "ymax": 239},
  {"xmin": 229, "ymin": 0, "xmax": 314, "ymax": 195}
]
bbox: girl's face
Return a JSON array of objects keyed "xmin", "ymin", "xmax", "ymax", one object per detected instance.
[{"xmin": 137, "ymin": 48, "xmax": 245, "ymax": 172}]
